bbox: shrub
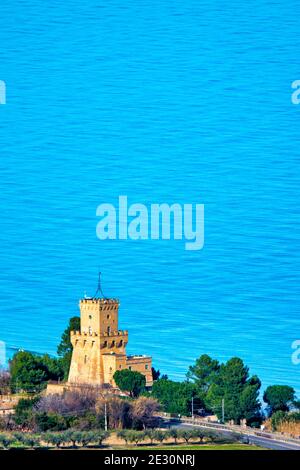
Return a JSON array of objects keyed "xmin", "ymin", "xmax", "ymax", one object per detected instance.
[
  {"xmin": 113, "ymin": 370, "xmax": 146, "ymax": 398},
  {"xmin": 130, "ymin": 397, "xmax": 160, "ymax": 429},
  {"xmin": 126, "ymin": 430, "xmax": 146, "ymax": 446},
  {"xmin": 63, "ymin": 429, "xmax": 82, "ymax": 448},
  {"xmin": 93, "ymin": 430, "xmax": 110, "ymax": 446},
  {"xmin": 144, "ymin": 428, "xmax": 157, "ymax": 444},
  {"xmin": 206, "ymin": 430, "xmax": 222, "ymax": 442},
  {"xmin": 14, "ymin": 397, "xmax": 39, "ymax": 427},
  {"xmin": 271, "ymin": 411, "xmax": 287, "ymax": 431},
  {"xmin": 117, "ymin": 430, "xmax": 130, "ymax": 444},
  {"xmin": 177, "ymin": 429, "xmax": 195, "ymax": 443},
  {"xmin": 168, "ymin": 428, "xmax": 178, "ymax": 443},
  {"xmin": 0, "ymin": 432, "xmax": 14, "ymax": 449},
  {"xmin": 153, "ymin": 430, "xmax": 166, "ymax": 444},
  {"xmin": 13, "ymin": 431, "xmax": 40, "ymax": 448},
  {"xmin": 191, "ymin": 428, "xmax": 209, "ymax": 443},
  {"xmin": 79, "ymin": 431, "xmax": 96, "ymax": 447},
  {"xmin": 35, "ymin": 412, "xmax": 67, "ymax": 432},
  {"xmin": 43, "ymin": 432, "xmax": 65, "ymax": 448}
]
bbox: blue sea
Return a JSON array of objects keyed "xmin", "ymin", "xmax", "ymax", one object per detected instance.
[{"xmin": 0, "ymin": 0, "xmax": 300, "ymax": 396}]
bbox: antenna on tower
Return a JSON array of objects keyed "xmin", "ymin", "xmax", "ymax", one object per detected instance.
[{"xmin": 94, "ymin": 271, "xmax": 106, "ymax": 299}]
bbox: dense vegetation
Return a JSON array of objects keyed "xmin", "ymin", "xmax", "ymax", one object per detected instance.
[
  {"xmin": 1, "ymin": 317, "xmax": 299, "ymax": 431},
  {"xmin": 113, "ymin": 369, "xmax": 146, "ymax": 397},
  {"xmin": 263, "ymin": 385, "xmax": 296, "ymax": 414},
  {"xmin": 0, "ymin": 427, "xmax": 244, "ymax": 450},
  {"xmin": 150, "ymin": 354, "xmax": 299, "ymax": 426},
  {"xmin": 0, "ymin": 387, "xmax": 160, "ymax": 433},
  {"xmin": 149, "ymin": 379, "xmax": 201, "ymax": 416},
  {"xmin": 10, "ymin": 352, "xmax": 63, "ymax": 393}
]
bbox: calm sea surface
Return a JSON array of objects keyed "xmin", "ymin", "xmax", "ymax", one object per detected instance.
[{"xmin": 0, "ymin": 1, "xmax": 300, "ymax": 395}]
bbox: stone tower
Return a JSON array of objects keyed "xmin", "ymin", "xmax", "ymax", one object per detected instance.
[{"xmin": 68, "ymin": 296, "xmax": 153, "ymax": 387}]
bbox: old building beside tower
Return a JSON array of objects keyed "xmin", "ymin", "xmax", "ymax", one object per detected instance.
[{"xmin": 68, "ymin": 296, "xmax": 153, "ymax": 387}]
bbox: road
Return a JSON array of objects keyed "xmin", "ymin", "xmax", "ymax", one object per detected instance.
[{"xmin": 161, "ymin": 419, "xmax": 300, "ymax": 451}]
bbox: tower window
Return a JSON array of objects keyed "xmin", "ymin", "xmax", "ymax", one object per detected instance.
[
  {"xmin": 107, "ymin": 314, "xmax": 110, "ymax": 319},
  {"xmin": 89, "ymin": 315, "xmax": 92, "ymax": 320},
  {"xmin": 145, "ymin": 364, "xmax": 148, "ymax": 370},
  {"xmin": 84, "ymin": 355, "xmax": 87, "ymax": 364},
  {"xmin": 107, "ymin": 326, "xmax": 111, "ymax": 334}
]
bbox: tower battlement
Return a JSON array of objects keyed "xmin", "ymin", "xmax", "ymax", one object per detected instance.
[
  {"xmin": 80, "ymin": 298, "xmax": 119, "ymax": 309},
  {"xmin": 70, "ymin": 329, "xmax": 128, "ymax": 337}
]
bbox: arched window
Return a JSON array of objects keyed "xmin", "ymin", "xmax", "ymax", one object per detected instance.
[{"xmin": 107, "ymin": 326, "xmax": 111, "ymax": 334}]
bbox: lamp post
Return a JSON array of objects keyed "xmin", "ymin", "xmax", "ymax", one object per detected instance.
[
  {"xmin": 104, "ymin": 402, "xmax": 108, "ymax": 431},
  {"xmin": 222, "ymin": 398, "xmax": 225, "ymax": 424}
]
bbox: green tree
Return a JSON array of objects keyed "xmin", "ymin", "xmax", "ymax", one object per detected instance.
[
  {"xmin": 93, "ymin": 430, "xmax": 110, "ymax": 446},
  {"xmin": 153, "ymin": 430, "xmax": 165, "ymax": 444},
  {"xmin": 187, "ymin": 354, "xmax": 220, "ymax": 393},
  {"xmin": 263, "ymin": 385, "xmax": 296, "ymax": 415},
  {"xmin": 64, "ymin": 430, "xmax": 82, "ymax": 448},
  {"xmin": 192, "ymin": 428, "xmax": 209, "ymax": 443},
  {"xmin": 168, "ymin": 428, "xmax": 178, "ymax": 444},
  {"xmin": 10, "ymin": 351, "xmax": 48, "ymax": 392},
  {"xmin": 270, "ymin": 410, "xmax": 288, "ymax": 431},
  {"xmin": 0, "ymin": 433, "xmax": 14, "ymax": 449},
  {"xmin": 14, "ymin": 397, "xmax": 39, "ymax": 427},
  {"xmin": 144, "ymin": 428, "xmax": 156, "ymax": 444},
  {"xmin": 206, "ymin": 430, "xmax": 222, "ymax": 442},
  {"xmin": 150, "ymin": 378, "xmax": 202, "ymax": 416},
  {"xmin": 39, "ymin": 354, "xmax": 64, "ymax": 381},
  {"xmin": 57, "ymin": 316, "xmax": 80, "ymax": 380},
  {"xmin": 35, "ymin": 412, "xmax": 67, "ymax": 432},
  {"xmin": 21, "ymin": 433, "xmax": 40, "ymax": 449},
  {"xmin": 293, "ymin": 399, "xmax": 300, "ymax": 410},
  {"xmin": 117, "ymin": 430, "xmax": 130, "ymax": 445},
  {"xmin": 79, "ymin": 431, "xmax": 96, "ymax": 447},
  {"xmin": 44, "ymin": 432, "xmax": 65, "ymax": 448},
  {"xmin": 113, "ymin": 369, "xmax": 146, "ymax": 398},
  {"xmin": 10, "ymin": 351, "xmax": 63, "ymax": 393},
  {"xmin": 152, "ymin": 368, "xmax": 161, "ymax": 381},
  {"xmin": 205, "ymin": 357, "xmax": 261, "ymax": 425},
  {"xmin": 126, "ymin": 430, "xmax": 146, "ymax": 446},
  {"xmin": 177, "ymin": 429, "xmax": 196, "ymax": 444},
  {"xmin": 239, "ymin": 375, "xmax": 262, "ymax": 426}
]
